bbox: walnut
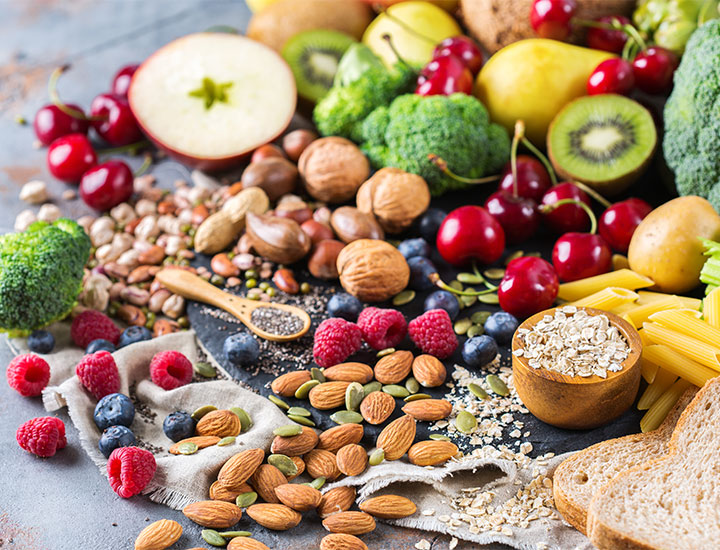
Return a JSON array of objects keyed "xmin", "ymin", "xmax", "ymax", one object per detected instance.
[
  {"xmin": 298, "ymin": 137, "xmax": 370, "ymax": 203},
  {"xmin": 336, "ymin": 239, "xmax": 410, "ymax": 302},
  {"xmin": 356, "ymin": 167, "xmax": 431, "ymax": 234}
]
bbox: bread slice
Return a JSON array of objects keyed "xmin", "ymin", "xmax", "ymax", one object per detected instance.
[
  {"xmin": 553, "ymin": 388, "xmax": 697, "ymax": 535},
  {"xmin": 587, "ymin": 378, "xmax": 720, "ymax": 550}
]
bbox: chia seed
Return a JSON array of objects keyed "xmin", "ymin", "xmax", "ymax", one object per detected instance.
[{"xmin": 250, "ymin": 307, "xmax": 305, "ymax": 336}]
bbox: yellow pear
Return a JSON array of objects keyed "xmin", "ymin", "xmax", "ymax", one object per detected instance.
[
  {"xmin": 245, "ymin": 0, "xmax": 278, "ymax": 12},
  {"xmin": 475, "ymin": 39, "xmax": 613, "ymax": 146}
]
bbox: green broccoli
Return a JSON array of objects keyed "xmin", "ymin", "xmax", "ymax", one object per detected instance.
[
  {"xmin": 0, "ymin": 218, "xmax": 91, "ymax": 335},
  {"xmin": 357, "ymin": 93, "xmax": 511, "ymax": 196}
]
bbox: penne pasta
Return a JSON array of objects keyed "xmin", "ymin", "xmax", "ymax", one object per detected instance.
[
  {"xmin": 637, "ymin": 291, "xmax": 702, "ymax": 310},
  {"xmin": 641, "ymin": 358, "xmax": 659, "ymax": 385},
  {"xmin": 637, "ymin": 367, "xmax": 677, "ymax": 410},
  {"xmin": 610, "ymin": 302, "xmax": 637, "ymax": 315},
  {"xmin": 640, "ymin": 378, "xmax": 693, "ymax": 433},
  {"xmin": 648, "ymin": 309, "xmax": 720, "ymax": 349},
  {"xmin": 622, "ymin": 296, "xmax": 683, "ymax": 329},
  {"xmin": 704, "ymin": 286, "xmax": 720, "ymax": 329},
  {"xmin": 572, "ymin": 287, "xmax": 639, "ymax": 310},
  {"xmin": 642, "ymin": 322, "xmax": 720, "ymax": 372},
  {"xmin": 642, "ymin": 345, "xmax": 718, "ymax": 388},
  {"xmin": 557, "ymin": 269, "xmax": 654, "ymax": 302}
]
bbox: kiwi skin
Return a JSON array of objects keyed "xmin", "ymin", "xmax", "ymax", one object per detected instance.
[{"xmin": 547, "ymin": 96, "xmax": 657, "ymax": 196}]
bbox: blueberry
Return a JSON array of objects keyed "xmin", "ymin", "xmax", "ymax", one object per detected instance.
[
  {"xmin": 224, "ymin": 332, "xmax": 260, "ymax": 367},
  {"xmin": 462, "ymin": 335, "xmax": 499, "ymax": 368},
  {"xmin": 86, "ymin": 338, "xmax": 116, "ymax": 354},
  {"xmin": 28, "ymin": 330, "xmax": 55, "ymax": 354},
  {"xmin": 424, "ymin": 290, "xmax": 460, "ymax": 320},
  {"xmin": 94, "ymin": 393, "xmax": 135, "ymax": 431},
  {"xmin": 408, "ymin": 257, "xmax": 437, "ymax": 291},
  {"xmin": 98, "ymin": 425, "xmax": 136, "ymax": 458},
  {"xmin": 418, "ymin": 208, "xmax": 446, "ymax": 242},
  {"xmin": 398, "ymin": 238, "xmax": 431, "ymax": 260},
  {"xmin": 163, "ymin": 411, "xmax": 196, "ymax": 442},
  {"xmin": 117, "ymin": 326, "xmax": 152, "ymax": 348},
  {"xmin": 327, "ymin": 293, "xmax": 363, "ymax": 321},
  {"xmin": 484, "ymin": 312, "xmax": 519, "ymax": 345}
]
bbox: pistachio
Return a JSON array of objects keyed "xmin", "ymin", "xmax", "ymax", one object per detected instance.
[{"xmin": 161, "ymin": 294, "xmax": 185, "ymax": 319}]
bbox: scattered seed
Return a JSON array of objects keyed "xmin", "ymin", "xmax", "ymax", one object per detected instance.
[
  {"xmin": 404, "ymin": 393, "xmax": 431, "ymax": 402},
  {"xmin": 467, "ymin": 325, "xmax": 484, "ymax": 338},
  {"xmin": 478, "ymin": 293, "xmax": 499, "ymax": 304},
  {"xmin": 259, "ymin": 281, "xmax": 270, "ymax": 291},
  {"xmin": 218, "ymin": 531, "xmax": 252, "ymax": 539},
  {"xmin": 268, "ymin": 454, "xmax": 298, "ymax": 476},
  {"xmin": 461, "ymin": 294, "xmax": 477, "ymax": 307},
  {"xmin": 486, "ymin": 374, "xmax": 509, "ymax": 396},
  {"xmin": 309, "ymin": 477, "xmax": 326, "ymax": 490},
  {"xmin": 456, "ymin": 411, "xmax": 478, "ymax": 434},
  {"xmin": 191, "ymin": 405, "xmax": 217, "ymax": 421},
  {"xmin": 246, "ymin": 278, "xmax": 257, "ymax": 289},
  {"xmin": 294, "ymin": 379, "xmax": 320, "ymax": 399},
  {"xmin": 454, "ymin": 318, "xmax": 472, "ymax": 335},
  {"xmin": 505, "ymin": 250, "xmax": 523, "ymax": 265},
  {"xmin": 202, "ymin": 529, "xmax": 227, "ymax": 547},
  {"xmin": 217, "ymin": 436, "xmax": 236, "ymax": 446},
  {"xmin": 268, "ymin": 395, "xmax": 289, "ymax": 410},
  {"xmin": 376, "ymin": 348, "xmax": 395, "ymax": 358},
  {"xmin": 230, "ymin": 407, "xmax": 253, "ymax": 432},
  {"xmin": 273, "ymin": 424, "xmax": 303, "ymax": 437},
  {"xmin": 363, "ymin": 381, "xmax": 382, "ymax": 396},
  {"xmin": 311, "ymin": 367, "xmax": 326, "ymax": 382},
  {"xmin": 176, "ymin": 441, "xmax": 199, "ymax": 455},
  {"xmin": 235, "ymin": 492, "xmax": 258, "ymax": 508},
  {"xmin": 525, "ymin": 251, "xmax": 541, "ymax": 257},
  {"xmin": 288, "ymin": 414, "xmax": 316, "ymax": 427},
  {"xmin": 287, "ymin": 407, "xmax": 311, "ymax": 417},
  {"xmin": 393, "ymin": 290, "xmax": 416, "ymax": 306},
  {"xmin": 383, "ymin": 384, "xmax": 410, "ymax": 398},
  {"xmin": 300, "ymin": 282, "xmax": 311, "ymax": 294},
  {"xmin": 405, "ymin": 376, "xmax": 420, "ymax": 394},
  {"xmin": 369, "ymin": 448, "xmax": 385, "ymax": 466},
  {"xmin": 429, "ymin": 434, "xmax": 451, "ymax": 441},
  {"xmin": 330, "ymin": 410, "xmax": 364, "ymax": 424},
  {"xmin": 449, "ymin": 280, "xmax": 463, "ymax": 291},
  {"xmin": 471, "ymin": 311, "xmax": 491, "ymax": 325},
  {"xmin": 345, "ymin": 382, "xmax": 364, "ymax": 411},
  {"xmin": 194, "ymin": 361, "xmax": 217, "ymax": 378},
  {"xmin": 484, "ymin": 268, "xmax": 506, "ymax": 279},
  {"xmin": 468, "ymin": 383, "xmax": 489, "ymax": 400},
  {"xmin": 457, "ymin": 273, "xmax": 484, "ymax": 284}
]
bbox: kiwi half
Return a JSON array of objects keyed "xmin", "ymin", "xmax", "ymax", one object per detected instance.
[
  {"xmin": 282, "ymin": 29, "xmax": 355, "ymax": 103},
  {"xmin": 547, "ymin": 94, "xmax": 657, "ymax": 196}
]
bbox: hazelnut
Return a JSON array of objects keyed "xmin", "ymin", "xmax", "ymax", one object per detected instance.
[
  {"xmin": 283, "ymin": 129, "xmax": 318, "ymax": 162},
  {"xmin": 298, "ymin": 137, "xmax": 370, "ymax": 203},
  {"xmin": 251, "ymin": 143, "xmax": 285, "ymax": 163},
  {"xmin": 301, "ymin": 219, "xmax": 334, "ymax": 245},
  {"xmin": 241, "ymin": 157, "xmax": 297, "ymax": 201},
  {"xmin": 331, "ymin": 206, "xmax": 384, "ymax": 243},
  {"xmin": 245, "ymin": 212, "xmax": 311, "ymax": 264},
  {"xmin": 356, "ymin": 167, "xmax": 431, "ymax": 234},
  {"xmin": 308, "ymin": 239, "xmax": 345, "ymax": 280},
  {"xmin": 336, "ymin": 239, "xmax": 410, "ymax": 302}
]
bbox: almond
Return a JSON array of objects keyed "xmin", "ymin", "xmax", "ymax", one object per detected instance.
[
  {"xmin": 286, "ymin": 456, "xmax": 305, "ymax": 481},
  {"xmin": 359, "ymin": 391, "xmax": 395, "ymax": 425},
  {"xmin": 359, "ymin": 495, "xmax": 417, "ymax": 519},
  {"xmin": 317, "ymin": 423, "xmax": 364, "ymax": 453},
  {"xmin": 304, "ymin": 448, "xmax": 340, "ymax": 480},
  {"xmin": 209, "ymin": 480, "xmax": 252, "ymax": 502},
  {"xmin": 275, "ymin": 483, "xmax": 322, "ymax": 511},
  {"xmin": 217, "ymin": 448, "xmax": 265, "ymax": 491},
  {"xmin": 250, "ymin": 464, "xmax": 286, "ymax": 504},
  {"xmin": 271, "ymin": 370, "xmax": 311, "ymax": 397},
  {"xmin": 401, "ymin": 398, "xmax": 453, "ymax": 421},
  {"xmin": 246, "ymin": 503, "xmax": 302, "ymax": 530},
  {"xmin": 227, "ymin": 537, "xmax": 270, "ymax": 550},
  {"xmin": 318, "ymin": 486, "xmax": 357, "ymax": 519},
  {"xmin": 411, "ymin": 354, "xmax": 447, "ymax": 387},
  {"xmin": 195, "ymin": 409, "xmax": 241, "ymax": 438},
  {"xmin": 408, "ymin": 440, "xmax": 458, "ymax": 466},
  {"xmin": 134, "ymin": 519, "xmax": 182, "ymax": 550},
  {"xmin": 309, "ymin": 381, "xmax": 351, "ymax": 410},
  {"xmin": 322, "ymin": 511, "xmax": 376, "ymax": 535},
  {"xmin": 335, "ymin": 444, "xmax": 368, "ymax": 477},
  {"xmin": 271, "ymin": 426, "xmax": 319, "ymax": 456},
  {"xmin": 182, "ymin": 500, "xmax": 242, "ymax": 528},
  {"xmin": 376, "ymin": 414, "xmax": 416, "ymax": 461},
  {"xmin": 322, "ymin": 362, "xmax": 374, "ymax": 384},
  {"xmin": 320, "ymin": 534, "xmax": 368, "ymax": 550},
  {"xmin": 169, "ymin": 435, "xmax": 220, "ymax": 454},
  {"xmin": 373, "ymin": 350, "xmax": 413, "ymax": 384}
]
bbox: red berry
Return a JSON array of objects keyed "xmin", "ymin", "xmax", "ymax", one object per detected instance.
[
  {"xmin": 6, "ymin": 353, "xmax": 51, "ymax": 397},
  {"xmin": 16, "ymin": 416, "xmax": 66, "ymax": 458},
  {"xmin": 34, "ymin": 104, "xmax": 89, "ymax": 146},
  {"xmin": 433, "ymin": 36, "xmax": 484, "ymax": 75},
  {"xmin": 484, "ymin": 191, "xmax": 540, "ymax": 245},
  {"xmin": 436, "ymin": 205, "xmax": 505, "ymax": 266},
  {"xmin": 76, "ymin": 350, "xmax": 121, "ymax": 400},
  {"xmin": 111, "ymin": 64, "xmax": 139, "ymax": 97},
  {"xmin": 357, "ymin": 307, "xmax": 407, "ymax": 350},
  {"xmin": 79, "ymin": 160, "xmax": 134, "ymax": 211},
  {"xmin": 586, "ymin": 15, "xmax": 630, "ymax": 53},
  {"xmin": 70, "ymin": 310, "xmax": 121, "ymax": 348},
  {"xmin": 498, "ymin": 155, "xmax": 553, "ymax": 202},
  {"xmin": 149, "ymin": 350, "xmax": 193, "ymax": 390},
  {"xmin": 106, "ymin": 446, "xmax": 156, "ymax": 498},
  {"xmin": 530, "ymin": 0, "xmax": 577, "ymax": 40},
  {"xmin": 587, "ymin": 58, "xmax": 635, "ymax": 96},
  {"xmin": 47, "ymin": 133, "xmax": 97, "ymax": 182},
  {"xmin": 498, "ymin": 257, "xmax": 559, "ymax": 318},
  {"xmin": 313, "ymin": 318, "xmax": 363, "ymax": 368},
  {"xmin": 90, "ymin": 93, "xmax": 142, "ymax": 146},
  {"xmin": 541, "ymin": 183, "xmax": 591, "ymax": 234},
  {"xmin": 632, "ymin": 47, "xmax": 679, "ymax": 95},
  {"xmin": 408, "ymin": 309, "xmax": 457, "ymax": 359},
  {"xmin": 552, "ymin": 232, "xmax": 612, "ymax": 282},
  {"xmin": 416, "ymin": 54, "xmax": 473, "ymax": 96},
  {"xmin": 598, "ymin": 198, "xmax": 652, "ymax": 253}
]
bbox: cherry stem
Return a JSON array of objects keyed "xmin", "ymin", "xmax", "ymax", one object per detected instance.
[
  {"xmin": 97, "ymin": 140, "xmax": 151, "ymax": 156},
  {"xmin": 572, "ymin": 18, "xmax": 647, "ymax": 52},
  {"xmin": 427, "ymin": 154, "xmax": 500, "ymax": 185},
  {"xmin": 133, "ymin": 153, "xmax": 153, "ymax": 178},
  {"xmin": 510, "ymin": 121, "xmax": 523, "ymax": 198},
  {"xmin": 429, "ymin": 273, "xmax": 497, "ymax": 296},
  {"xmin": 570, "ymin": 181, "xmax": 611, "ymax": 208},
  {"xmin": 473, "ymin": 262, "xmax": 499, "ymax": 290},
  {"xmin": 48, "ymin": 66, "xmax": 106, "ymax": 122},
  {"xmin": 540, "ymin": 198, "xmax": 598, "ymax": 234},
  {"xmin": 381, "ymin": 33, "xmax": 414, "ymax": 70},
  {"xmin": 518, "ymin": 136, "xmax": 558, "ymax": 186}
]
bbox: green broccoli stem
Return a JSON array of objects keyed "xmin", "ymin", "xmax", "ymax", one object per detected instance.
[
  {"xmin": 539, "ymin": 198, "xmax": 598, "ymax": 234},
  {"xmin": 49, "ymin": 66, "xmax": 106, "ymax": 122},
  {"xmin": 427, "ymin": 154, "xmax": 500, "ymax": 185},
  {"xmin": 700, "ymin": 257, "xmax": 720, "ymax": 286}
]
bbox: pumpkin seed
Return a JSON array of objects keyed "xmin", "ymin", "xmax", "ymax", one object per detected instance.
[
  {"xmin": 392, "ymin": 289, "xmax": 416, "ymax": 306},
  {"xmin": 369, "ymin": 448, "xmax": 385, "ymax": 466},
  {"xmin": 268, "ymin": 395, "xmax": 289, "ymax": 410},
  {"xmin": 218, "ymin": 531, "xmax": 252, "ymax": 539},
  {"xmin": 457, "ymin": 272, "xmax": 484, "ymax": 284},
  {"xmin": 483, "ymin": 268, "xmax": 506, "ymax": 279},
  {"xmin": 191, "ymin": 405, "xmax": 217, "ymax": 420},
  {"xmin": 471, "ymin": 311, "xmax": 491, "ymax": 325},
  {"xmin": 405, "ymin": 376, "xmax": 420, "ymax": 394},
  {"xmin": 505, "ymin": 250, "xmax": 523, "ymax": 265},
  {"xmin": 363, "ymin": 381, "xmax": 382, "ymax": 396},
  {"xmin": 486, "ymin": 374, "xmax": 509, "ymax": 396},
  {"xmin": 467, "ymin": 325, "xmax": 484, "ymax": 338},
  {"xmin": 235, "ymin": 491, "xmax": 258, "ymax": 508},
  {"xmin": 468, "ymin": 382, "xmax": 489, "ymax": 400},
  {"xmin": 294, "ymin": 379, "xmax": 320, "ymax": 399},
  {"xmin": 461, "ymin": 294, "xmax": 477, "ymax": 307},
  {"xmin": 287, "ymin": 414, "xmax": 316, "ymax": 427},
  {"xmin": 525, "ymin": 251, "xmax": 541, "ymax": 257},
  {"xmin": 311, "ymin": 367, "xmax": 326, "ymax": 382},
  {"xmin": 449, "ymin": 280, "xmax": 464, "ymax": 291},
  {"xmin": 382, "ymin": 384, "xmax": 410, "ymax": 398},
  {"xmin": 309, "ymin": 477, "xmax": 326, "ymax": 490},
  {"xmin": 478, "ymin": 293, "xmax": 499, "ymax": 304},
  {"xmin": 404, "ymin": 393, "xmax": 431, "ymax": 402},
  {"xmin": 273, "ymin": 424, "xmax": 303, "ymax": 437},
  {"xmin": 287, "ymin": 406, "xmax": 311, "ymax": 417},
  {"xmin": 202, "ymin": 529, "xmax": 227, "ymax": 547},
  {"xmin": 330, "ymin": 410, "xmax": 364, "ymax": 424},
  {"xmin": 454, "ymin": 318, "xmax": 472, "ymax": 335},
  {"xmin": 376, "ymin": 347, "xmax": 395, "ymax": 358},
  {"xmin": 268, "ymin": 454, "xmax": 298, "ymax": 476},
  {"xmin": 230, "ymin": 407, "xmax": 252, "ymax": 432},
  {"xmin": 176, "ymin": 441, "xmax": 199, "ymax": 455},
  {"xmin": 194, "ymin": 361, "xmax": 217, "ymax": 378},
  {"xmin": 217, "ymin": 436, "xmax": 236, "ymax": 447},
  {"xmin": 429, "ymin": 434, "xmax": 451, "ymax": 441},
  {"xmin": 456, "ymin": 411, "xmax": 477, "ymax": 434},
  {"xmin": 345, "ymin": 382, "xmax": 364, "ymax": 411}
]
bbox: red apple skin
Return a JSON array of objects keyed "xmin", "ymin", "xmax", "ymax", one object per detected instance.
[{"xmin": 436, "ymin": 205, "xmax": 505, "ymax": 266}]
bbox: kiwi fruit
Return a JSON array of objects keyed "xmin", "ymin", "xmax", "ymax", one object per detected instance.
[
  {"xmin": 282, "ymin": 29, "xmax": 356, "ymax": 103},
  {"xmin": 547, "ymin": 94, "xmax": 657, "ymax": 196}
]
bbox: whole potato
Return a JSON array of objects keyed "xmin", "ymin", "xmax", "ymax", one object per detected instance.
[{"xmin": 628, "ymin": 196, "xmax": 720, "ymax": 294}]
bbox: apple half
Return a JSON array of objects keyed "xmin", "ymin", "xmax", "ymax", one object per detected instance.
[{"xmin": 129, "ymin": 33, "xmax": 296, "ymax": 171}]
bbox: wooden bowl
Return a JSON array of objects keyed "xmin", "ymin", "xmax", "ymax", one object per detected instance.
[{"xmin": 511, "ymin": 306, "xmax": 642, "ymax": 430}]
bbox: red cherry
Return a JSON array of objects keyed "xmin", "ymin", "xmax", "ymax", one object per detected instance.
[
  {"xmin": 90, "ymin": 93, "xmax": 142, "ymax": 146},
  {"xmin": 484, "ymin": 191, "xmax": 540, "ymax": 245},
  {"xmin": 433, "ymin": 36, "xmax": 484, "ymax": 75},
  {"xmin": 530, "ymin": 0, "xmax": 577, "ymax": 40},
  {"xmin": 33, "ymin": 104, "xmax": 89, "ymax": 146},
  {"xmin": 47, "ymin": 134, "xmax": 97, "ymax": 182},
  {"xmin": 552, "ymin": 233, "xmax": 612, "ymax": 282},
  {"xmin": 416, "ymin": 54, "xmax": 473, "ymax": 96},
  {"xmin": 498, "ymin": 257, "xmax": 559, "ymax": 318},
  {"xmin": 632, "ymin": 47, "xmax": 679, "ymax": 95},
  {"xmin": 587, "ymin": 58, "xmax": 635, "ymax": 96},
  {"xmin": 79, "ymin": 160, "xmax": 134, "ymax": 211},
  {"xmin": 498, "ymin": 155, "xmax": 552, "ymax": 202},
  {"xmin": 598, "ymin": 198, "xmax": 652, "ymax": 253},
  {"xmin": 586, "ymin": 15, "xmax": 630, "ymax": 53},
  {"xmin": 541, "ymin": 183, "xmax": 591, "ymax": 234},
  {"xmin": 110, "ymin": 64, "xmax": 139, "ymax": 97},
  {"xmin": 436, "ymin": 205, "xmax": 505, "ymax": 266}
]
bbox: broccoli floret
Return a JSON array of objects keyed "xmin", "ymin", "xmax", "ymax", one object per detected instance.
[
  {"xmin": 358, "ymin": 93, "xmax": 511, "ymax": 196},
  {"xmin": 0, "ymin": 218, "xmax": 91, "ymax": 335}
]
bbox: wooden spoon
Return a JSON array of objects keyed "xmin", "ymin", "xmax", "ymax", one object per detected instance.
[{"xmin": 155, "ymin": 268, "xmax": 311, "ymax": 342}]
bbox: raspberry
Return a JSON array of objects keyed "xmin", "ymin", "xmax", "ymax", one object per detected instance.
[
  {"xmin": 313, "ymin": 318, "xmax": 363, "ymax": 368},
  {"xmin": 408, "ymin": 309, "xmax": 458, "ymax": 359},
  {"xmin": 76, "ymin": 351, "xmax": 120, "ymax": 400},
  {"xmin": 357, "ymin": 307, "xmax": 408, "ymax": 350},
  {"xmin": 16, "ymin": 416, "xmax": 66, "ymax": 457},
  {"xmin": 106, "ymin": 446, "xmax": 156, "ymax": 498},
  {"xmin": 71, "ymin": 310, "xmax": 121, "ymax": 349},
  {"xmin": 7, "ymin": 353, "xmax": 51, "ymax": 397},
  {"xmin": 149, "ymin": 351, "xmax": 193, "ymax": 390}
]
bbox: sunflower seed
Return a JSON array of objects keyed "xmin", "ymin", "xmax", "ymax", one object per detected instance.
[
  {"xmin": 218, "ymin": 531, "xmax": 252, "ymax": 539},
  {"xmin": 483, "ymin": 268, "xmax": 506, "ymax": 279},
  {"xmin": 478, "ymin": 293, "xmax": 499, "ymax": 304},
  {"xmin": 294, "ymin": 379, "xmax": 320, "ymax": 399},
  {"xmin": 311, "ymin": 367, "xmax": 326, "ymax": 382},
  {"xmin": 230, "ymin": 407, "xmax": 252, "ymax": 432},
  {"xmin": 457, "ymin": 272, "xmax": 484, "ymax": 284},
  {"xmin": 202, "ymin": 529, "xmax": 227, "ymax": 546},
  {"xmin": 456, "ymin": 410, "xmax": 477, "ymax": 434},
  {"xmin": 468, "ymin": 382, "xmax": 489, "ymax": 400},
  {"xmin": 405, "ymin": 376, "xmax": 420, "ymax": 394},
  {"xmin": 363, "ymin": 381, "xmax": 382, "ymax": 396},
  {"xmin": 486, "ymin": 374, "xmax": 509, "ymax": 396},
  {"xmin": 345, "ymin": 382, "xmax": 364, "ymax": 411},
  {"xmin": 467, "ymin": 325, "xmax": 484, "ymax": 338},
  {"xmin": 268, "ymin": 395, "xmax": 289, "ymax": 410},
  {"xmin": 330, "ymin": 410, "xmax": 364, "ymax": 424},
  {"xmin": 382, "ymin": 384, "xmax": 410, "ymax": 398},
  {"xmin": 376, "ymin": 347, "xmax": 395, "ymax": 358},
  {"xmin": 176, "ymin": 441, "xmax": 199, "ymax": 455},
  {"xmin": 235, "ymin": 491, "xmax": 258, "ymax": 508},
  {"xmin": 309, "ymin": 477, "xmax": 326, "ymax": 490},
  {"xmin": 404, "ymin": 393, "xmax": 431, "ymax": 402},
  {"xmin": 191, "ymin": 405, "xmax": 217, "ymax": 420},
  {"xmin": 273, "ymin": 424, "xmax": 303, "ymax": 437},
  {"xmin": 505, "ymin": 250, "xmax": 524, "ymax": 265},
  {"xmin": 429, "ymin": 434, "xmax": 451, "ymax": 441},
  {"xmin": 194, "ymin": 361, "xmax": 216, "ymax": 378},
  {"xmin": 268, "ymin": 454, "xmax": 298, "ymax": 476},
  {"xmin": 217, "ymin": 436, "xmax": 236, "ymax": 446},
  {"xmin": 287, "ymin": 414, "xmax": 316, "ymax": 427},
  {"xmin": 287, "ymin": 406, "xmax": 311, "ymax": 417},
  {"xmin": 392, "ymin": 290, "xmax": 416, "ymax": 306},
  {"xmin": 369, "ymin": 448, "xmax": 385, "ymax": 466},
  {"xmin": 454, "ymin": 318, "xmax": 472, "ymax": 335},
  {"xmin": 471, "ymin": 311, "xmax": 491, "ymax": 325}
]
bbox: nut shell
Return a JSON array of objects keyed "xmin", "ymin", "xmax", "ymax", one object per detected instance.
[
  {"xmin": 330, "ymin": 206, "xmax": 384, "ymax": 243},
  {"xmin": 245, "ymin": 212, "xmax": 311, "ymax": 264},
  {"xmin": 336, "ymin": 239, "xmax": 409, "ymax": 302},
  {"xmin": 241, "ymin": 157, "xmax": 297, "ymax": 201},
  {"xmin": 298, "ymin": 137, "xmax": 370, "ymax": 203}
]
